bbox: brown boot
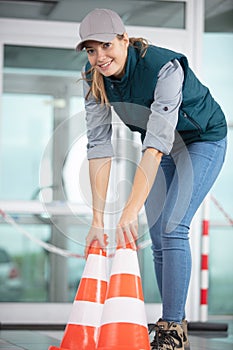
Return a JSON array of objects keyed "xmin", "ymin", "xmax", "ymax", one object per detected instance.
[
  {"xmin": 182, "ymin": 319, "xmax": 191, "ymax": 350},
  {"xmin": 150, "ymin": 320, "xmax": 184, "ymax": 349}
]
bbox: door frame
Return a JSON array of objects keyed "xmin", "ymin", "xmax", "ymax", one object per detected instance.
[{"xmin": 0, "ymin": 0, "xmax": 205, "ymax": 323}]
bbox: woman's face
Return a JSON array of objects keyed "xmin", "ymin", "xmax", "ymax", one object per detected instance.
[{"xmin": 85, "ymin": 34, "xmax": 129, "ymax": 79}]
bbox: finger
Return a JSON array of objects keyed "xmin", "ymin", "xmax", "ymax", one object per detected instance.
[
  {"xmin": 84, "ymin": 244, "xmax": 90, "ymax": 260},
  {"xmin": 124, "ymin": 226, "xmax": 136, "ymax": 250},
  {"xmin": 85, "ymin": 236, "xmax": 94, "ymax": 259},
  {"xmin": 130, "ymin": 221, "xmax": 138, "ymax": 241},
  {"xmin": 116, "ymin": 226, "xmax": 125, "ymax": 249},
  {"xmin": 98, "ymin": 233, "xmax": 106, "ymax": 248}
]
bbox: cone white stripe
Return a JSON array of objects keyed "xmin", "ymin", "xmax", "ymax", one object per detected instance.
[
  {"xmin": 68, "ymin": 300, "xmax": 104, "ymax": 327},
  {"xmin": 100, "ymin": 297, "xmax": 147, "ymax": 326},
  {"xmin": 82, "ymin": 254, "xmax": 108, "ymax": 281},
  {"xmin": 111, "ymin": 249, "xmax": 140, "ymax": 276}
]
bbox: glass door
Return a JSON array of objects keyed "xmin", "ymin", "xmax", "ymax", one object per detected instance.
[
  {"xmin": 0, "ymin": 45, "xmax": 87, "ymax": 304},
  {"xmin": 0, "ymin": 0, "xmax": 203, "ymax": 323}
]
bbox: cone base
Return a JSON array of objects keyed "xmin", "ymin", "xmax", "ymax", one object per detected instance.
[
  {"xmin": 98, "ymin": 347, "xmax": 149, "ymax": 350},
  {"xmin": 97, "ymin": 322, "xmax": 150, "ymax": 350},
  {"xmin": 48, "ymin": 347, "xmax": 68, "ymax": 350}
]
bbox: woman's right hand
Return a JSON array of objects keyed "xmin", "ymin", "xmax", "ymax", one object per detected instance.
[{"xmin": 84, "ymin": 225, "xmax": 106, "ymax": 259}]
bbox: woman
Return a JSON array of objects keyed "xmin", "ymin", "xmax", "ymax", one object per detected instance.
[{"xmin": 76, "ymin": 8, "xmax": 227, "ymax": 350}]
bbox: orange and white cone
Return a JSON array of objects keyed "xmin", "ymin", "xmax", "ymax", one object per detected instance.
[
  {"xmin": 97, "ymin": 241, "xmax": 150, "ymax": 350},
  {"xmin": 49, "ymin": 237, "xmax": 108, "ymax": 350}
]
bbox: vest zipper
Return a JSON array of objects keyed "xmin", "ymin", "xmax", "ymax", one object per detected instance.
[{"xmin": 183, "ymin": 112, "xmax": 202, "ymax": 133}]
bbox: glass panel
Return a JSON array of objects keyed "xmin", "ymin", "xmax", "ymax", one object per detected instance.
[
  {"xmin": 209, "ymin": 226, "xmax": 233, "ymax": 314},
  {"xmin": 0, "ymin": 93, "xmax": 53, "ymax": 200},
  {"xmin": 0, "ymin": 44, "xmax": 87, "ymax": 302},
  {"xmin": 123, "ymin": 1, "xmax": 185, "ymax": 29},
  {"xmin": 208, "ymin": 128, "xmax": 233, "ymax": 315},
  {"xmin": 63, "ymin": 96, "xmax": 86, "ymax": 204},
  {"xmin": 0, "ymin": 1, "xmax": 186, "ymax": 29},
  {"xmin": 203, "ymin": 33, "xmax": 233, "ymax": 315},
  {"xmin": 0, "ymin": 223, "xmax": 50, "ymax": 302},
  {"xmin": 4, "ymin": 45, "xmax": 86, "ymax": 73},
  {"xmin": 0, "ymin": 218, "xmax": 90, "ymax": 302}
]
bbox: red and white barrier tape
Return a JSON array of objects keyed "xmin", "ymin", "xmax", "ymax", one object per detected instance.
[
  {"xmin": 0, "ymin": 209, "xmax": 85, "ymax": 259},
  {"xmin": 0, "ymin": 195, "xmax": 231, "ymax": 260},
  {"xmin": 210, "ymin": 194, "xmax": 233, "ymax": 226},
  {"xmin": 0, "ymin": 209, "xmax": 152, "ymax": 259}
]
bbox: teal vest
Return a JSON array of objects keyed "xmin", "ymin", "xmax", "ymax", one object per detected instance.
[{"xmin": 85, "ymin": 45, "xmax": 227, "ymax": 145}]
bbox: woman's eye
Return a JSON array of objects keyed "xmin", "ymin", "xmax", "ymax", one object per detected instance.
[
  {"xmin": 86, "ymin": 49, "xmax": 95, "ymax": 55},
  {"xmin": 103, "ymin": 42, "xmax": 111, "ymax": 49}
]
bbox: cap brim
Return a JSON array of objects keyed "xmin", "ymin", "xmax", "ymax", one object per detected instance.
[{"xmin": 76, "ymin": 33, "xmax": 118, "ymax": 51}]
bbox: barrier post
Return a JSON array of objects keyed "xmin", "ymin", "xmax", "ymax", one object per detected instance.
[{"xmin": 200, "ymin": 195, "xmax": 209, "ymax": 321}]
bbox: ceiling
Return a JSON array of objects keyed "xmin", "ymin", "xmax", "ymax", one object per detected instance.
[{"xmin": 0, "ymin": 0, "xmax": 232, "ymax": 32}]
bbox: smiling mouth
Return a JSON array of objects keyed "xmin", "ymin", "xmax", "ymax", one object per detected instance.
[{"xmin": 98, "ymin": 60, "xmax": 112, "ymax": 69}]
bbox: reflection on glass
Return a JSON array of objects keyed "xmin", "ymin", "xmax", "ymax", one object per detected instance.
[
  {"xmin": 0, "ymin": 94, "xmax": 53, "ymax": 200},
  {"xmin": 209, "ymin": 227, "xmax": 233, "ymax": 315},
  {"xmin": 0, "ymin": 1, "xmax": 186, "ymax": 29},
  {"xmin": 0, "ymin": 246, "xmax": 23, "ymax": 301},
  {"xmin": 124, "ymin": 1, "xmax": 185, "ymax": 29},
  {"xmin": 0, "ymin": 224, "xmax": 50, "ymax": 302}
]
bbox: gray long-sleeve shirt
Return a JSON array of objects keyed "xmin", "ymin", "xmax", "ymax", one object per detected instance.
[{"xmin": 84, "ymin": 59, "xmax": 184, "ymax": 159}]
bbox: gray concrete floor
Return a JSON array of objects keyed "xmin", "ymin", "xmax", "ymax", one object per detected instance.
[{"xmin": 0, "ymin": 316, "xmax": 232, "ymax": 350}]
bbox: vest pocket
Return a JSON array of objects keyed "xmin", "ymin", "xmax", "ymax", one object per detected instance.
[{"xmin": 177, "ymin": 110, "xmax": 202, "ymax": 133}]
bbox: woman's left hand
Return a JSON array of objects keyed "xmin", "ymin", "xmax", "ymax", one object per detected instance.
[
  {"xmin": 116, "ymin": 209, "xmax": 138, "ymax": 250},
  {"xmin": 115, "ymin": 149, "xmax": 162, "ymax": 250}
]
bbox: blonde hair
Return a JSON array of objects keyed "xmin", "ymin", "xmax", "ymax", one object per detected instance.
[{"xmin": 83, "ymin": 36, "xmax": 149, "ymax": 105}]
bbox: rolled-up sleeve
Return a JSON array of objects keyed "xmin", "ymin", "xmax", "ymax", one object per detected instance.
[
  {"xmin": 142, "ymin": 59, "xmax": 184, "ymax": 155},
  {"xmin": 83, "ymin": 79, "xmax": 114, "ymax": 160}
]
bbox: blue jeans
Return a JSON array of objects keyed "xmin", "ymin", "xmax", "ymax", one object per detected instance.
[{"xmin": 145, "ymin": 137, "xmax": 227, "ymax": 323}]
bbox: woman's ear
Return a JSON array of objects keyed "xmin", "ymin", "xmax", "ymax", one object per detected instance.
[{"xmin": 123, "ymin": 32, "xmax": 129, "ymax": 47}]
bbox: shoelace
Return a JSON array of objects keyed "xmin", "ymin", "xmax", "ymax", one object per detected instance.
[
  {"xmin": 151, "ymin": 329, "xmax": 182, "ymax": 350},
  {"xmin": 149, "ymin": 323, "xmax": 159, "ymax": 336}
]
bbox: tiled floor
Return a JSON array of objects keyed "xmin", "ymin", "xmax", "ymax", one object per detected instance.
[{"xmin": 0, "ymin": 317, "xmax": 232, "ymax": 350}]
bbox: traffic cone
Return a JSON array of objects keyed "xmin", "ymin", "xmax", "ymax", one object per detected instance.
[
  {"xmin": 49, "ymin": 236, "xmax": 108, "ymax": 350},
  {"xmin": 97, "ymin": 240, "xmax": 150, "ymax": 350}
]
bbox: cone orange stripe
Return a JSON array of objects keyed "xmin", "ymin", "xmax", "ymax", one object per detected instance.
[
  {"xmin": 97, "ymin": 347, "xmax": 146, "ymax": 350},
  {"xmin": 88, "ymin": 236, "xmax": 108, "ymax": 256},
  {"xmin": 97, "ymin": 322, "xmax": 150, "ymax": 349},
  {"xmin": 60, "ymin": 324, "xmax": 98, "ymax": 350},
  {"xmin": 88, "ymin": 246, "xmax": 106, "ymax": 256},
  {"xmin": 107, "ymin": 273, "xmax": 144, "ymax": 300},
  {"xmin": 76, "ymin": 278, "xmax": 107, "ymax": 303},
  {"xmin": 49, "ymin": 325, "xmax": 98, "ymax": 350}
]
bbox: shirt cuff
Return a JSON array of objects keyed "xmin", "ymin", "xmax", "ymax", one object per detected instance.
[
  {"xmin": 142, "ymin": 131, "xmax": 173, "ymax": 155},
  {"xmin": 87, "ymin": 143, "xmax": 114, "ymax": 159}
]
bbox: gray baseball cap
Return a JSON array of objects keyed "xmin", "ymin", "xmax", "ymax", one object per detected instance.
[{"xmin": 76, "ymin": 8, "xmax": 125, "ymax": 51}]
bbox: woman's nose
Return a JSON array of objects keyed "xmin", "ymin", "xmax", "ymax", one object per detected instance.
[{"xmin": 96, "ymin": 48, "xmax": 106, "ymax": 61}]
